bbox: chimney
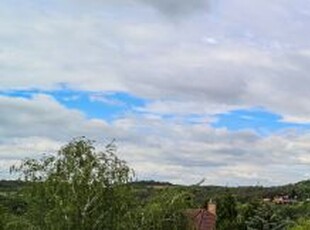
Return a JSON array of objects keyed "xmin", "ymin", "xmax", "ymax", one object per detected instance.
[{"xmin": 207, "ymin": 200, "xmax": 216, "ymax": 216}]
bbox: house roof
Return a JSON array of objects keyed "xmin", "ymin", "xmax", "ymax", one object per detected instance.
[{"xmin": 184, "ymin": 209, "xmax": 216, "ymax": 230}]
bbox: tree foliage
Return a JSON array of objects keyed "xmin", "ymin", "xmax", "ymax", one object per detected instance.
[
  {"xmin": 216, "ymin": 193, "xmax": 240, "ymax": 229},
  {"xmin": 245, "ymin": 203, "xmax": 292, "ymax": 230},
  {"xmin": 7, "ymin": 137, "xmax": 192, "ymax": 230},
  {"xmin": 289, "ymin": 218, "xmax": 310, "ymax": 230},
  {"xmin": 10, "ymin": 138, "xmax": 135, "ymax": 229}
]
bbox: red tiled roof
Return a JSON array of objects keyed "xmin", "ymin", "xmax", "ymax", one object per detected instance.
[{"xmin": 184, "ymin": 209, "xmax": 216, "ymax": 230}]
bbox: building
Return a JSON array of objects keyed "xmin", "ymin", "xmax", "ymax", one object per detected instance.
[{"xmin": 184, "ymin": 202, "xmax": 216, "ymax": 230}]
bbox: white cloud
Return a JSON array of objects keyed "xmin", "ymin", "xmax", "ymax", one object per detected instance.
[
  {"xmin": 1, "ymin": 94, "xmax": 310, "ymax": 185},
  {"xmin": 1, "ymin": 0, "xmax": 310, "ymax": 121},
  {"xmin": 89, "ymin": 93, "xmax": 125, "ymax": 106}
]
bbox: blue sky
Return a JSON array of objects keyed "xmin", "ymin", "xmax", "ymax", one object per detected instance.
[
  {"xmin": 1, "ymin": 90, "xmax": 147, "ymax": 121},
  {"xmin": 213, "ymin": 108, "xmax": 310, "ymax": 135},
  {"xmin": 2, "ymin": 89, "xmax": 309, "ymax": 133},
  {"xmin": 1, "ymin": 0, "xmax": 310, "ymax": 185}
]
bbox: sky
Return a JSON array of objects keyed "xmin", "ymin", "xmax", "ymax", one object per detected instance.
[{"xmin": 1, "ymin": 0, "xmax": 310, "ymax": 186}]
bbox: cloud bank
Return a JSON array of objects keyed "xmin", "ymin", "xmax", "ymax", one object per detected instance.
[
  {"xmin": 1, "ymin": 0, "xmax": 310, "ymax": 185},
  {"xmin": 1, "ymin": 95, "xmax": 310, "ymax": 185}
]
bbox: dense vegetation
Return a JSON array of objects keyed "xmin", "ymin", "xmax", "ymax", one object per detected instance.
[{"xmin": 1, "ymin": 137, "xmax": 310, "ymax": 229}]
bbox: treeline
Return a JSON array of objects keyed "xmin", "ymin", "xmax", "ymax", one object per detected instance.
[{"xmin": 2, "ymin": 179, "xmax": 310, "ymax": 204}]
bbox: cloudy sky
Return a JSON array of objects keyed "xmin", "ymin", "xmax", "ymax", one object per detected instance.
[{"xmin": 1, "ymin": 0, "xmax": 310, "ymax": 186}]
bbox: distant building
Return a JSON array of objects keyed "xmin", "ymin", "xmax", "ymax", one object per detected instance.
[
  {"xmin": 263, "ymin": 198, "xmax": 271, "ymax": 202},
  {"xmin": 184, "ymin": 202, "xmax": 216, "ymax": 230},
  {"xmin": 273, "ymin": 195, "xmax": 297, "ymax": 205},
  {"xmin": 263, "ymin": 194, "xmax": 298, "ymax": 205}
]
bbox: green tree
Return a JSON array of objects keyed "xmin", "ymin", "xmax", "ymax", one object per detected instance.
[
  {"xmin": 290, "ymin": 218, "xmax": 310, "ymax": 230},
  {"xmin": 217, "ymin": 193, "xmax": 240, "ymax": 230},
  {"xmin": 237, "ymin": 201, "xmax": 260, "ymax": 230},
  {"xmin": 9, "ymin": 137, "xmax": 193, "ymax": 230},
  {"xmin": 140, "ymin": 188, "xmax": 192, "ymax": 230},
  {"xmin": 246, "ymin": 203, "xmax": 292, "ymax": 230},
  {"xmin": 11, "ymin": 137, "xmax": 135, "ymax": 230}
]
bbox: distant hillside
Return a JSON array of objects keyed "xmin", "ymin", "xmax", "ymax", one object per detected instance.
[
  {"xmin": 130, "ymin": 179, "xmax": 310, "ymax": 204},
  {"xmin": 0, "ymin": 180, "xmax": 25, "ymax": 192},
  {"xmin": 2, "ymin": 179, "xmax": 310, "ymax": 201}
]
